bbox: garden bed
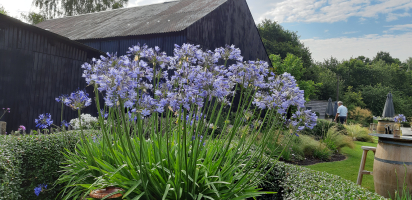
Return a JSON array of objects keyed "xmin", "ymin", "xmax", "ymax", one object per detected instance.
[{"xmin": 282, "ymin": 153, "xmax": 346, "ymax": 166}]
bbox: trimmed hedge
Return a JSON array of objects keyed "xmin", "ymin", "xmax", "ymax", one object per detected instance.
[
  {"xmin": 257, "ymin": 161, "xmax": 385, "ymax": 200},
  {"xmin": 0, "ymin": 131, "xmax": 91, "ymax": 200}
]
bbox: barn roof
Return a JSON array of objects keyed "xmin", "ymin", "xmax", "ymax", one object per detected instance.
[
  {"xmin": 36, "ymin": 0, "xmax": 228, "ymax": 40},
  {"xmin": 0, "ymin": 13, "xmax": 103, "ymax": 54}
]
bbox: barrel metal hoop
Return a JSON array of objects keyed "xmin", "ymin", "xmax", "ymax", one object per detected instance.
[
  {"xmin": 378, "ymin": 139, "xmax": 412, "ymax": 147},
  {"xmin": 375, "ymin": 157, "xmax": 412, "ymax": 165}
]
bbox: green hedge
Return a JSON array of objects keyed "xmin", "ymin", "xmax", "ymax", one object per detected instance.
[
  {"xmin": 257, "ymin": 161, "xmax": 385, "ymax": 199},
  {"xmin": 0, "ymin": 131, "xmax": 90, "ymax": 200}
]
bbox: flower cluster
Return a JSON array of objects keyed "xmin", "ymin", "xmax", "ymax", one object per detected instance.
[
  {"xmin": 253, "ymin": 72, "xmax": 305, "ymax": 114},
  {"xmin": 290, "ymin": 109, "xmax": 318, "ymax": 133},
  {"xmin": 69, "ymin": 114, "xmax": 98, "ymax": 129},
  {"xmin": 394, "ymin": 114, "xmax": 407, "ymax": 123},
  {"xmin": 35, "ymin": 114, "xmax": 53, "ymax": 129},
  {"xmin": 55, "ymin": 94, "xmax": 68, "ymax": 103},
  {"xmin": 61, "ymin": 120, "xmax": 70, "ymax": 127},
  {"xmin": 34, "ymin": 183, "xmax": 47, "ymax": 196},
  {"xmin": 18, "ymin": 125, "xmax": 26, "ymax": 131},
  {"xmin": 64, "ymin": 90, "xmax": 92, "ymax": 110}
]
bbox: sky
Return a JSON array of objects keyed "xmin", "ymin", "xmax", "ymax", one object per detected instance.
[{"xmin": 2, "ymin": 0, "xmax": 412, "ymax": 62}]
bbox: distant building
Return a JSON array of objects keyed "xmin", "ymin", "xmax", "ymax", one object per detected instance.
[
  {"xmin": 36, "ymin": 0, "xmax": 269, "ymax": 61},
  {"xmin": 0, "ymin": 14, "xmax": 102, "ymax": 132}
]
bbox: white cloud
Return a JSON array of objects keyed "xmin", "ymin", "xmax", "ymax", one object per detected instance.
[
  {"xmin": 260, "ymin": 0, "xmax": 412, "ymax": 23},
  {"xmin": 302, "ymin": 32, "xmax": 412, "ymax": 62},
  {"xmin": 386, "ymin": 11, "xmax": 410, "ymax": 21},
  {"xmin": 343, "ymin": 31, "xmax": 359, "ymax": 34},
  {"xmin": 386, "ymin": 24, "xmax": 412, "ymax": 31},
  {"xmin": 324, "ymin": 29, "xmax": 329, "ymax": 32}
]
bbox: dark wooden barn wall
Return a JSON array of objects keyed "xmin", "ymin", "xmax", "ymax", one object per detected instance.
[
  {"xmin": 77, "ymin": 31, "xmax": 187, "ymax": 57},
  {"xmin": 186, "ymin": 0, "xmax": 269, "ymax": 62},
  {"xmin": 0, "ymin": 20, "xmax": 101, "ymax": 132}
]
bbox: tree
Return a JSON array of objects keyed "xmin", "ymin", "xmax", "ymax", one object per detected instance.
[
  {"xmin": 372, "ymin": 51, "xmax": 401, "ymax": 65},
  {"xmin": 270, "ymin": 54, "xmax": 320, "ymax": 100},
  {"xmin": 257, "ymin": 19, "xmax": 312, "ymax": 69},
  {"xmin": 0, "ymin": 4, "xmax": 7, "ymax": 15},
  {"xmin": 20, "ymin": 12, "xmax": 46, "ymax": 24},
  {"xmin": 403, "ymin": 57, "xmax": 412, "ymax": 72},
  {"xmin": 32, "ymin": 0, "xmax": 128, "ymax": 19},
  {"xmin": 342, "ymin": 86, "xmax": 366, "ymax": 111}
]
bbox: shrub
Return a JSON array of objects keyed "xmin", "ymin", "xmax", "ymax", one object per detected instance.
[
  {"xmin": 322, "ymin": 126, "xmax": 354, "ymax": 153},
  {"xmin": 345, "ymin": 124, "xmax": 374, "ymax": 142},
  {"xmin": 299, "ymin": 135, "xmax": 332, "ymax": 160},
  {"xmin": 255, "ymin": 161, "xmax": 385, "ymax": 199},
  {"xmin": 279, "ymin": 162, "xmax": 385, "ymax": 199},
  {"xmin": 0, "ymin": 131, "xmax": 92, "ymax": 200},
  {"xmin": 303, "ymin": 119, "xmax": 346, "ymax": 138},
  {"xmin": 349, "ymin": 106, "xmax": 373, "ymax": 127},
  {"xmin": 254, "ymin": 161, "xmax": 285, "ymax": 200}
]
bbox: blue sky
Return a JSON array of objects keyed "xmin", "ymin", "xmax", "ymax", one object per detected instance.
[{"xmin": 3, "ymin": 0, "xmax": 412, "ymax": 62}]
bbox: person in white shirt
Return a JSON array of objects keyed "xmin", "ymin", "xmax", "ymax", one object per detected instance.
[{"xmin": 334, "ymin": 101, "xmax": 348, "ymax": 124}]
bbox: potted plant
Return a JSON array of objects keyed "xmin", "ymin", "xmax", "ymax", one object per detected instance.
[
  {"xmin": 0, "ymin": 108, "xmax": 10, "ymax": 135},
  {"xmin": 393, "ymin": 114, "xmax": 407, "ymax": 137}
]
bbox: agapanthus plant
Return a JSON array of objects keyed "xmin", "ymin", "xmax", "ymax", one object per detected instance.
[{"xmin": 57, "ymin": 44, "xmax": 317, "ymax": 200}]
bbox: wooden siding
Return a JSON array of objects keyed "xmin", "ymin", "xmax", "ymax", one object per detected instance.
[
  {"xmin": 78, "ymin": 31, "xmax": 187, "ymax": 57},
  {"xmin": 0, "ymin": 19, "xmax": 101, "ymax": 132},
  {"xmin": 186, "ymin": 0, "xmax": 269, "ymax": 62}
]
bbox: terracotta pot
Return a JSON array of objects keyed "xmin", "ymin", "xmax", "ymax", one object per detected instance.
[{"xmin": 89, "ymin": 186, "xmax": 124, "ymax": 199}]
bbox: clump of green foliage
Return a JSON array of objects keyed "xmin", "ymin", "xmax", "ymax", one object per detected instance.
[
  {"xmin": 0, "ymin": 131, "xmax": 92, "ymax": 200},
  {"xmin": 345, "ymin": 124, "xmax": 374, "ymax": 142}
]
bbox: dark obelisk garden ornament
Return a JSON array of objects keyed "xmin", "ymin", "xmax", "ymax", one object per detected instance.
[
  {"xmin": 325, "ymin": 97, "xmax": 334, "ymax": 118},
  {"xmin": 382, "ymin": 92, "xmax": 395, "ymax": 118}
]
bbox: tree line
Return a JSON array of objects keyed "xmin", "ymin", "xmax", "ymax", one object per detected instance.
[{"xmin": 258, "ymin": 19, "xmax": 412, "ymax": 117}]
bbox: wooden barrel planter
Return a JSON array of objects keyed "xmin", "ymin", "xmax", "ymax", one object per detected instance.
[
  {"xmin": 373, "ymin": 139, "xmax": 412, "ymax": 198},
  {"xmin": 377, "ymin": 120, "xmax": 396, "ymax": 134}
]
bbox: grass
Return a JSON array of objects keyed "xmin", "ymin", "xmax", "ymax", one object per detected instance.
[{"xmin": 305, "ymin": 138, "xmax": 378, "ymax": 192}]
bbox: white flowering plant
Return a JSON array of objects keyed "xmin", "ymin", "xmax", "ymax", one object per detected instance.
[{"xmin": 69, "ymin": 114, "xmax": 98, "ymax": 130}]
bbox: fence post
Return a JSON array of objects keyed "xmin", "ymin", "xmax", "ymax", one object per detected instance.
[
  {"xmin": 50, "ymin": 127, "xmax": 53, "ymax": 134},
  {"xmin": 30, "ymin": 130, "xmax": 33, "ymax": 135},
  {"xmin": 0, "ymin": 121, "xmax": 6, "ymax": 135},
  {"xmin": 38, "ymin": 129, "xmax": 41, "ymax": 135}
]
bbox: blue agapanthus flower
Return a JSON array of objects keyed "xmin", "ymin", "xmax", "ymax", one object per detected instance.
[
  {"xmin": 99, "ymin": 109, "xmax": 109, "ymax": 119},
  {"xmin": 64, "ymin": 90, "xmax": 92, "ymax": 110},
  {"xmin": 61, "ymin": 120, "xmax": 70, "ymax": 127},
  {"xmin": 35, "ymin": 114, "xmax": 53, "ymax": 129},
  {"xmin": 34, "ymin": 183, "xmax": 47, "ymax": 196},
  {"xmin": 55, "ymin": 94, "xmax": 68, "ymax": 103}
]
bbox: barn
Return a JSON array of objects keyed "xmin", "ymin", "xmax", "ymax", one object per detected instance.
[
  {"xmin": 0, "ymin": 14, "xmax": 102, "ymax": 133},
  {"xmin": 36, "ymin": 0, "xmax": 269, "ymax": 62}
]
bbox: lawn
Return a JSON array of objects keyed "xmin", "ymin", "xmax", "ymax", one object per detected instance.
[{"xmin": 305, "ymin": 138, "xmax": 378, "ymax": 192}]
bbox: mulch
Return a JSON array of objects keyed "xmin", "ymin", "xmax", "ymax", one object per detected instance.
[{"xmin": 281, "ymin": 154, "xmax": 347, "ymax": 166}]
